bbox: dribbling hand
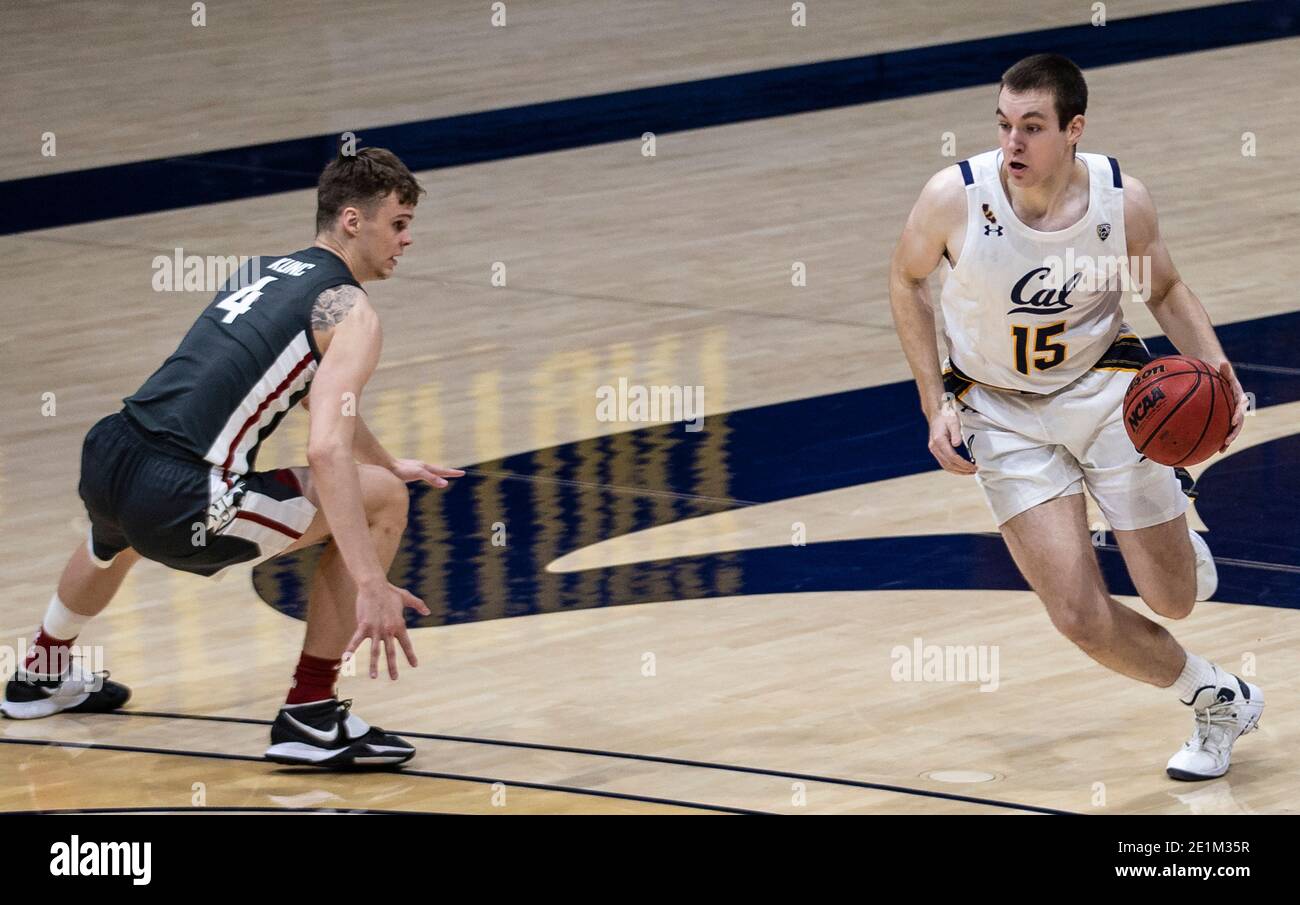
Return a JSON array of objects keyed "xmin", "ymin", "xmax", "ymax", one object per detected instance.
[
  {"xmin": 1217, "ymin": 361, "xmax": 1248, "ymax": 453},
  {"xmin": 928, "ymin": 395, "xmax": 977, "ymax": 475}
]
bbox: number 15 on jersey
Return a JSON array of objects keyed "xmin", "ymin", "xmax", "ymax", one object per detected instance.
[{"xmin": 1010, "ymin": 321, "xmax": 1068, "ymax": 375}]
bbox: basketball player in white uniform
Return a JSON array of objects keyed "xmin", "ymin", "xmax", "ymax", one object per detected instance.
[{"xmin": 889, "ymin": 54, "xmax": 1262, "ymax": 781}]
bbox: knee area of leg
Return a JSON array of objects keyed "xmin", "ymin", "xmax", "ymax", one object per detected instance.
[
  {"xmin": 1147, "ymin": 592, "xmax": 1195, "ymax": 620},
  {"xmin": 375, "ymin": 470, "xmax": 410, "ymax": 523},
  {"xmin": 1049, "ymin": 602, "xmax": 1109, "ymax": 646},
  {"xmin": 357, "ymin": 465, "xmax": 407, "ymax": 524}
]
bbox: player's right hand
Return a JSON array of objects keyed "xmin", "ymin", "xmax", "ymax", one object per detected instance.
[
  {"xmin": 346, "ymin": 581, "xmax": 432, "ymax": 680},
  {"xmin": 928, "ymin": 398, "xmax": 978, "ymax": 475}
]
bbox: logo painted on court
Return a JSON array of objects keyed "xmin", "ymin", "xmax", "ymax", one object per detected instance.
[{"xmin": 252, "ymin": 312, "xmax": 1300, "ymax": 623}]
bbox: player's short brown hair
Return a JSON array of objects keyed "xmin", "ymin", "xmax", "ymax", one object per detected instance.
[
  {"xmin": 1000, "ymin": 54, "xmax": 1088, "ymax": 131},
  {"xmin": 315, "ymin": 147, "xmax": 424, "ymax": 234}
]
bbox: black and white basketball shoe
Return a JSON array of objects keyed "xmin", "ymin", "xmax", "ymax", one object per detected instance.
[
  {"xmin": 1, "ymin": 663, "xmax": 131, "ymax": 719},
  {"xmin": 265, "ymin": 698, "xmax": 416, "ymax": 768}
]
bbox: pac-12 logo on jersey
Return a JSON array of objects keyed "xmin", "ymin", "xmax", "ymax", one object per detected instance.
[{"xmin": 1007, "ymin": 266, "xmax": 1082, "ymax": 315}]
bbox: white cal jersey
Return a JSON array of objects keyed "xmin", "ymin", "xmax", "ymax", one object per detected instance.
[{"xmin": 939, "ymin": 149, "xmax": 1131, "ymax": 393}]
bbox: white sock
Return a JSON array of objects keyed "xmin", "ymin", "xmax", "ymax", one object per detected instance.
[
  {"xmin": 1172, "ymin": 651, "xmax": 1222, "ymax": 708},
  {"xmin": 41, "ymin": 592, "xmax": 91, "ymax": 642}
]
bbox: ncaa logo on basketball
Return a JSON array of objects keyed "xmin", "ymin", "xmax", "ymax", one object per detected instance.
[{"xmin": 1127, "ymin": 385, "xmax": 1167, "ymax": 430}]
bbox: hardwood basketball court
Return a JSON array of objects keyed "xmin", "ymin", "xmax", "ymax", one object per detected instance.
[{"xmin": 1, "ymin": 0, "xmax": 1297, "ymax": 815}]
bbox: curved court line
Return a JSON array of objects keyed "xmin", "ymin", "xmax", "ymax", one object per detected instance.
[
  {"xmin": 0, "ymin": 805, "xmax": 452, "ymax": 816},
  {"xmin": 0, "ymin": 736, "xmax": 762, "ymax": 816},
  {"xmin": 98, "ymin": 710, "xmax": 1072, "ymax": 815}
]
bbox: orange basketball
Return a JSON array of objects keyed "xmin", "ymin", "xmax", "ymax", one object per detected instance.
[{"xmin": 1123, "ymin": 356, "xmax": 1233, "ymax": 466}]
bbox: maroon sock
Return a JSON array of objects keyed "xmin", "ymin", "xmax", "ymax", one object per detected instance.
[
  {"xmin": 286, "ymin": 653, "xmax": 341, "ymax": 705},
  {"xmin": 24, "ymin": 629, "xmax": 76, "ymax": 677}
]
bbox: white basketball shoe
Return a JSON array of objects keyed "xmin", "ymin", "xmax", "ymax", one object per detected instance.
[{"xmin": 1166, "ymin": 672, "xmax": 1263, "ymax": 781}]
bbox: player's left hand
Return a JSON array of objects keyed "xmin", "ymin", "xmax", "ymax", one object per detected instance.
[
  {"xmin": 390, "ymin": 459, "xmax": 465, "ymax": 488},
  {"xmin": 1217, "ymin": 361, "xmax": 1248, "ymax": 452}
]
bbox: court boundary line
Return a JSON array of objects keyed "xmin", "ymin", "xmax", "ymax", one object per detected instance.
[
  {"xmin": 0, "ymin": 736, "xmax": 764, "ymax": 815},
  {"xmin": 6, "ymin": 1, "xmax": 1300, "ymax": 233},
  {"xmin": 88, "ymin": 709, "xmax": 1073, "ymax": 815},
  {"xmin": 0, "ymin": 805, "xmax": 453, "ymax": 816}
]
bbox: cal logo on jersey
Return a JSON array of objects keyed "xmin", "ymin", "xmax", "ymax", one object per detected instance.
[{"xmin": 1007, "ymin": 267, "xmax": 1083, "ymax": 315}]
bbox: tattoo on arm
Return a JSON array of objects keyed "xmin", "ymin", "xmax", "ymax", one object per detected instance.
[{"xmin": 311, "ymin": 285, "xmax": 365, "ymax": 331}]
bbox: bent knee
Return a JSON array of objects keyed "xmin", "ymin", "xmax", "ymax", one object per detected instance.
[
  {"xmin": 1045, "ymin": 598, "xmax": 1112, "ymax": 649},
  {"xmin": 1143, "ymin": 590, "xmax": 1195, "ymax": 620},
  {"xmin": 359, "ymin": 465, "xmax": 409, "ymax": 524}
]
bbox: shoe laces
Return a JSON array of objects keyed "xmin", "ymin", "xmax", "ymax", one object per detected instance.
[
  {"xmin": 69, "ymin": 658, "xmax": 112, "ymax": 690},
  {"xmin": 1184, "ymin": 701, "xmax": 1247, "ymax": 753},
  {"xmin": 333, "ymin": 698, "xmax": 386, "ymax": 737}
]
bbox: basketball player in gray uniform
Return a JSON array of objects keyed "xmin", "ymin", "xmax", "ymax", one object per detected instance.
[
  {"xmin": 1, "ymin": 148, "xmax": 462, "ymax": 768},
  {"xmin": 890, "ymin": 55, "xmax": 1262, "ymax": 780}
]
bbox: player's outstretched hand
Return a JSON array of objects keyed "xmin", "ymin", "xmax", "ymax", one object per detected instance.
[
  {"xmin": 1218, "ymin": 361, "xmax": 1248, "ymax": 453},
  {"xmin": 391, "ymin": 459, "xmax": 465, "ymax": 488},
  {"xmin": 928, "ymin": 396, "xmax": 978, "ymax": 475},
  {"xmin": 345, "ymin": 581, "xmax": 432, "ymax": 680}
]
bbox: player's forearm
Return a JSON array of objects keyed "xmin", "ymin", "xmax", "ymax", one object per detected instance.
[
  {"xmin": 305, "ymin": 447, "xmax": 388, "ymax": 588},
  {"xmin": 1146, "ymin": 281, "xmax": 1229, "ymax": 368},
  {"xmin": 889, "ymin": 274, "xmax": 948, "ymax": 419},
  {"xmin": 351, "ymin": 415, "xmax": 398, "ymax": 471}
]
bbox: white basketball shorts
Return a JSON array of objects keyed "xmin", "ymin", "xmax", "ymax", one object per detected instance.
[{"xmin": 956, "ymin": 367, "xmax": 1189, "ymax": 531}]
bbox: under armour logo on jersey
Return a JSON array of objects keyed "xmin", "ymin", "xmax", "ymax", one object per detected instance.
[
  {"xmin": 1007, "ymin": 266, "xmax": 1081, "ymax": 315},
  {"xmin": 983, "ymin": 224, "xmax": 1004, "ymax": 237},
  {"xmin": 1097, "ymin": 222, "xmax": 1111, "ymax": 241}
]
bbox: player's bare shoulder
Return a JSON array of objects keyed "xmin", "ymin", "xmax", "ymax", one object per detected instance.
[
  {"xmin": 1120, "ymin": 172, "xmax": 1159, "ymax": 255},
  {"xmin": 311, "ymin": 284, "xmax": 372, "ymax": 355},
  {"xmin": 311, "ymin": 284, "xmax": 368, "ymax": 330},
  {"xmin": 894, "ymin": 164, "xmax": 969, "ymax": 280}
]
